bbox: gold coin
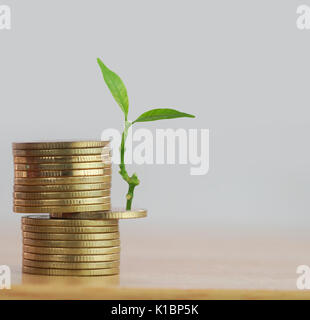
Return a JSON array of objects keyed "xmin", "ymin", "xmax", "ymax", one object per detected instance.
[
  {"xmin": 14, "ymin": 154, "xmax": 110, "ymax": 164},
  {"xmin": 14, "ymin": 203, "xmax": 111, "ymax": 213},
  {"xmin": 22, "ymin": 215, "xmax": 118, "ymax": 227},
  {"xmin": 14, "ymin": 162, "xmax": 111, "ymax": 171},
  {"xmin": 23, "ymin": 238, "xmax": 120, "ymax": 248},
  {"xmin": 14, "ymin": 189, "xmax": 110, "ymax": 200},
  {"xmin": 13, "ymin": 141, "xmax": 110, "ymax": 150},
  {"xmin": 13, "ymin": 147, "xmax": 110, "ymax": 157},
  {"xmin": 14, "ymin": 182, "xmax": 111, "ymax": 193},
  {"xmin": 23, "ymin": 266, "xmax": 119, "ymax": 276},
  {"xmin": 15, "ymin": 168, "xmax": 112, "ymax": 178},
  {"xmin": 23, "ymin": 252, "xmax": 120, "ymax": 262},
  {"xmin": 14, "ymin": 175, "xmax": 112, "ymax": 185},
  {"xmin": 23, "ymin": 259, "xmax": 119, "ymax": 270},
  {"xmin": 15, "ymin": 196, "xmax": 111, "ymax": 207},
  {"xmin": 23, "ymin": 245, "xmax": 120, "ymax": 255},
  {"xmin": 51, "ymin": 209, "xmax": 147, "ymax": 220},
  {"xmin": 23, "ymin": 231, "xmax": 120, "ymax": 241},
  {"xmin": 22, "ymin": 224, "xmax": 119, "ymax": 234}
]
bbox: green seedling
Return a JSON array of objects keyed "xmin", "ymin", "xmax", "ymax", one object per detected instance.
[{"xmin": 97, "ymin": 58, "xmax": 195, "ymax": 210}]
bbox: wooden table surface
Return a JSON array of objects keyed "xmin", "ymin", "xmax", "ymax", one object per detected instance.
[{"xmin": 1, "ymin": 222, "xmax": 310, "ymax": 300}]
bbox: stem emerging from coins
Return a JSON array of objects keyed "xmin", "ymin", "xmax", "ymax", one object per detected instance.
[
  {"xmin": 119, "ymin": 120, "xmax": 140, "ymax": 210},
  {"xmin": 97, "ymin": 58, "xmax": 195, "ymax": 210}
]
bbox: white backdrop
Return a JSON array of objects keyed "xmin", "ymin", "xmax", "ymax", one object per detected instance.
[{"xmin": 0, "ymin": 1, "xmax": 309, "ymax": 238}]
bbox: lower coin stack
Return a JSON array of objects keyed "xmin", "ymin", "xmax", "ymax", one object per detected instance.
[{"xmin": 22, "ymin": 215, "xmax": 121, "ymax": 276}]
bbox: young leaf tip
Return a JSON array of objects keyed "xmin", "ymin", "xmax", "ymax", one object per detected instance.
[{"xmin": 97, "ymin": 57, "xmax": 129, "ymax": 118}]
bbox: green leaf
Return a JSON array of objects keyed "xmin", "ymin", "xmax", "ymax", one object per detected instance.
[
  {"xmin": 97, "ymin": 58, "xmax": 129, "ymax": 118},
  {"xmin": 133, "ymin": 108, "xmax": 195, "ymax": 124}
]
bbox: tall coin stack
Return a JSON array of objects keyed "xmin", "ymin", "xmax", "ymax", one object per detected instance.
[{"xmin": 12, "ymin": 141, "xmax": 120, "ymax": 276}]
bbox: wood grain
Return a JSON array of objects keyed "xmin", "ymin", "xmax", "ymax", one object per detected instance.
[{"xmin": 1, "ymin": 224, "xmax": 310, "ymax": 299}]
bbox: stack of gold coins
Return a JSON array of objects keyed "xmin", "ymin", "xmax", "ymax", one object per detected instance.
[
  {"xmin": 22, "ymin": 215, "xmax": 120, "ymax": 276},
  {"xmin": 13, "ymin": 141, "xmax": 112, "ymax": 214},
  {"xmin": 12, "ymin": 141, "xmax": 147, "ymax": 277}
]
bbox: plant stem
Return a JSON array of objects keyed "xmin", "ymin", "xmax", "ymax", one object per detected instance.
[
  {"xmin": 119, "ymin": 122, "xmax": 139, "ymax": 210},
  {"xmin": 126, "ymin": 184, "xmax": 136, "ymax": 210}
]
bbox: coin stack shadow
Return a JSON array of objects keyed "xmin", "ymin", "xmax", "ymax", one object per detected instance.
[{"xmin": 12, "ymin": 141, "xmax": 121, "ymax": 276}]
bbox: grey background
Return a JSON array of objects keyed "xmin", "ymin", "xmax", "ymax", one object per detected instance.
[{"xmin": 0, "ymin": 0, "xmax": 309, "ymax": 237}]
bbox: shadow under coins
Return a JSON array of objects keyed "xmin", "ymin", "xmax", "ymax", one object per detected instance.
[{"xmin": 22, "ymin": 273, "xmax": 120, "ymax": 287}]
